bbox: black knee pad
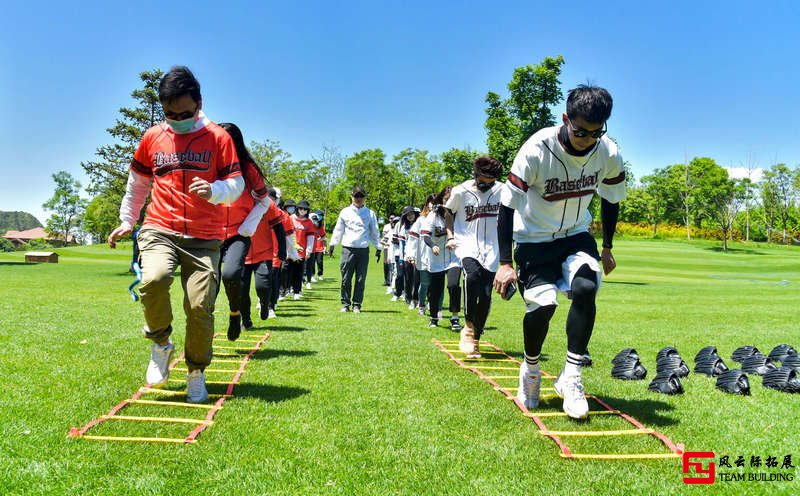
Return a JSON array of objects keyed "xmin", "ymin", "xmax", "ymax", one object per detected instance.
[{"xmin": 570, "ymin": 264, "xmax": 598, "ymax": 299}]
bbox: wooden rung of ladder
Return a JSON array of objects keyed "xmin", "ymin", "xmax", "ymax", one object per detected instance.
[
  {"xmin": 172, "ymin": 367, "xmax": 241, "ymax": 373},
  {"xmin": 527, "ymin": 410, "xmax": 620, "ymax": 418},
  {"xmin": 542, "ymin": 428, "xmax": 654, "ymax": 437},
  {"xmin": 139, "ymin": 387, "xmax": 230, "ymax": 399},
  {"xmin": 169, "ymin": 378, "xmax": 238, "ymax": 385},
  {"xmin": 562, "ymin": 452, "xmax": 682, "ymax": 460},
  {"xmin": 105, "ymin": 415, "xmax": 208, "ymax": 425},
  {"xmin": 128, "ymin": 399, "xmax": 218, "ymax": 410},
  {"xmin": 81, "ymin": 435, "xmax": 195, "ymax": 444}
]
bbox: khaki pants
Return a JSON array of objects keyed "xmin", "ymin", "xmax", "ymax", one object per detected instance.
[{"xmin": 137, "ymin": 227, "xmax": 221, "ymax": 371}]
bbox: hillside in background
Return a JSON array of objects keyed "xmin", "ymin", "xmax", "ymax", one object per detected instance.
[{"xmin": 0, "ymin": 211, "xmax": 43, "ymax": 235}]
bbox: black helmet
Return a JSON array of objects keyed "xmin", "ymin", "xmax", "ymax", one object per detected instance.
[
  {"xmin": 656, "ymin": 355, "xmax": 690, "ymax": 378},
  {"xmin": 716, "ymin": 369, "xmax": 751, "ymax": 395},
  {"xmin": 782, "ymin": 355, "xmax": 800, "ymax": 372},
  {"xmin": 648, "ymin": 371, "xmax": 684, "ymax": 395},
  {"xmin": 731, "ymin": 345, "xmax": 760, "ymax": 363},
  {"xmin": 694, "ymin": 355, "xmax": 729, "ymax": 377},
  {"xmin": 767, "ymin": 344, "xmax": 797, "ymax": 363},
  {"xmin": 762, "ymin": 367, "xmax": 800, "ymax": 393},
  {"xmin": 741, "ymin": 353, "xmax": 778, "ymax": 376},
  {"xmin": 694, "ymin": 346, "xmax": 719, "ymax": 365},
  {"xmin": 656, "ymin": 346, "xmax": 681, "ymax": 362},
  {"xmin": 612, "ymin": 348, "xmax": 639, "ymax": 365},
  {"xmin": 611, "ymin": 357, "xmax": 647, "ymax": 380}
]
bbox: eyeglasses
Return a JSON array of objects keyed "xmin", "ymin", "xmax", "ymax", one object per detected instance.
[
  {"xmin": 352, "ymin": 194, "xmax": 365, "ymax": 199},
  {"xmin": 567, "ymin": 118, "xmax": 607, "ymax": 139},
  {"xmin": 163, "ymin": 106, "xmax": 198, "ymax": 121}
]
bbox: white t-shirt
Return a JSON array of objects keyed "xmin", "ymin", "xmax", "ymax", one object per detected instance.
[
  {"xmin": 500, "ymin": 125, "xmax": 627, "ymax": 243},
  {"xmin": 420, "ymin": 210, "xmax": 460, "ymax": 273},
  {"xmin": 445, "ymin": 178, "xmax": 504, "ymax": 272},
  {"xmin": 381, "ymin": 223, "xmax": 393, "ymax": 259}
]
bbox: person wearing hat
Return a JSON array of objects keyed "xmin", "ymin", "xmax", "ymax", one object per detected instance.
[
  {"xmin": 380, "ymin": 214, "xmax": 397, "ymax": 288},
  {"xmin": 311, "ymin": 210, "xmax": 327, "ymax": 282},
  {"xmin": 278, "ymin": 199, "xmax": 300, "ymax": 300},
  {"xmin": 289, "ymin": 199, "xmax": 316, "ymax": 299},
  {"xmin": 328, "ymin": 185, "xmax": 382, "ymax": 313},
  {"xmin": 445, "ymin": 156, "xmax": 505, "ymax": 359}
]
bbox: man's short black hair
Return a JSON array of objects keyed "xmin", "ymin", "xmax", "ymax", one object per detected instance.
[
  {"xmin": 473, "ymin": 156, "xmax": 502, "ymax": 179},
  {"xmin": 159, "ymin": 66, "xmax": 202, "ymax": 104},
  {"xmin": 566, "ymin": 85, "xmax": 613, "ymax": 124}
]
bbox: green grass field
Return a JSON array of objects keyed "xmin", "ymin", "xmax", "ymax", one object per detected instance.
[{"xmin": 1, "ymin": 238, "xmax": 798, "ymax": 495}]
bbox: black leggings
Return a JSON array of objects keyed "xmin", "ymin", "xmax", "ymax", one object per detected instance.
[
  {"xmin": 241, "ymin": 261, "xmax": 271, "ymax": 321},
  {"xmin": 461, "ymin": 257, "xmax": 495, "ymax": 339},
  {"xmin": 428, "ymin": 268, "xmax": 461, "ymax": 318},
  {"xmin": 219, "ymin": 235, "xmax": 251, "ymax": 313},
  {"xmin": 288, "ymin": 259, "xmax": 304, "ymax": 293}
]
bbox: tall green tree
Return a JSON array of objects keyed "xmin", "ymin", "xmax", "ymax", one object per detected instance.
[
  {"xmin": 342, "ymin": 149, "xmax": 406, "ymax": 218},
  {"xmin": 485, "ymin": 56, "xmax": 565, "ymax": 170},
  {"xmin": 391, "ymin": 148, "xmax": 446, "ymax": 207},
  {"xmin": 441, "ymin": 147, "xmax": 481, "ymax": 184},
  {"xmin": 761, "ymin": 163, "xmax": 798, "ymax": 244},
  {"xmin": 42, "ymin": 171, "xmax": 86, "ymax": 245}
]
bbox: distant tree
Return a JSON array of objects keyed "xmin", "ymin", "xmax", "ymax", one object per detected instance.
[
  {"xmin": 83, "ymin": 193, "xmax": 121, "ymax": 242},
  {"xmin": 42, "ymin": 171, "xmax": 86, "ymax": 245},
  {"xmin": 342, "ymin": 149, "xmax": 407, "ymax": 218},
  {"xmin": 441, "ymin": 147, "xmax": 481, "ymax": 184},
  {"xmin": 249, "ymin": 139, "xmax": 294, "ymax": 186},
  {"xmin": 0, "ymin": 237, "xmax": 14, "ymax": 252},
  {"xmin": 702, "ymin": 170, "xmax": 739, "ymax": 251},
  {"xmin": 640, "ymin": 167, "xmax": 679, "ymax": 236},
  {"xmin": 0, "ymin": 211, "xmax": 43, "ymax": 233},
  {"xmin": 391, "ymin": 148, "xmax": 446, "ymax": 207},
  {"xmin": 485, "ymin": 56, "xmax": 565, "ymax": 171},
  {"xmin": 761, "ymin": 163, "xmax": 798, "ymax": 244},
  {"xmin": 313, "ymin": 144, "xmax": 345, "ymax": 228}
]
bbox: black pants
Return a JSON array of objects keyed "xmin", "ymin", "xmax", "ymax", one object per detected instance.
[
  {"xmin": 340, "ymin": 246, "xmax": 370, "ymax": 307},
  {"xmin": 315, "ymin": 252, "xmax": 324, "ymax": 276},
  {"xmin": 394, "ymin": 258, "xmax": 405, "ymax": 297},
  {"xmin": 288, "ymin": 259, "xmax": 304, "ymax": 294},
  {"xmin": 428, "ymin": 268, "xmax": 461, "ymax": 318},
  {"xmin": 403, "ymin": 264, "xmax": 418, "ymax": 304},
  {"xmin": 241, "ymin": 261, "xmax": 271, "ymax": 321},
  {"xmin": 269, "ymin": 263, "xmax": 281, "ymax": 310},
  {"xmin": 219, "ymin": 235, "xmax": 251, "ymax": 313},
  {"xmin": 304, "ymin": 256, "xmax": 315, "ymax": 283},
  {"xmin": 279, "ymin": 261, "xmax": 289, "ymax": 296},
  {"xmin": 462, "ymin": 257, "xmax": 495, "ymax": 339}
]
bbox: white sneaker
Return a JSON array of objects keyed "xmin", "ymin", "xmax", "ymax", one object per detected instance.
[
  {"xmin": 294, "ymin": 293, "xmax": 301, "ymax": 301},
  {"xmin": 318, "ymin": 275, "xmax": 324, "ymax": 281},
  {"xmin": 186, "ymin": 369, "xmax": 208, "ymax": 403},
  {"xmin": 554, "ymin": 371, "xmax": 589, "ymax": 419},
  {"xmin": 278, "ymin": 295, "xmax": 286, "ymax": 301},
  {"xmin": 352, "ymin": 306, "xmax": 361, "ymax": 314},
  {"xmin": 408, "ymin": 302, "xmax": 416, "ymax": 310},
  {"xmin": 417, "ymin": 306, "xmax": 426, "ymax": 316},
  {"xmin": 517, "ymin": 362, "xmax": 541, "ymax": 409},
  {"xmin": 386, "ymin": 287, "xmax": 393, "ymax": 295},
  {"xmin": 268, "ymin": 309, "xmax": 277, "ymax": 319},
  {"xmin": 146, "ymin": 341, "xmax": 174, "ymax": 387},
  {"xmin": 311, "ymin": 276, "xmax": 318, "ymax": 283},
  {"xmin": 391, "ymin": 295, "xmax": 399, "ymax": 302},
  {"xmin": 306, "ymin": 282, "xmax": 312, "ymax": 290}
]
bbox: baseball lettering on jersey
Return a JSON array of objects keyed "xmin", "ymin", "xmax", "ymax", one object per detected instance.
[
  {"xmin": 153, "ymin": 150, "xmax": 212, "ymax": 175},
  {"xmin": 464, "ymin": 203, "xmax": 500, "ymax": 221},
  {"xmin": 543, "ymin": 171, "xmax": 599, "ymax": 201}
]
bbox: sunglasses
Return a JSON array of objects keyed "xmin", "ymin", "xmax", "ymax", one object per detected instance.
[
  {"xmin": 567, "ymin": 118, "xmax": 607, "ymax": 139},
  {"xmin": 353, "ymin": 193, "xmax": 365, "ymax": 199},
  {"xmin": 163, "ymin": 106, "xmax": 198, "ymax": 121}
]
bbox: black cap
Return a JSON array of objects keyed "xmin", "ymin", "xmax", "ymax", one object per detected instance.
[
  {"xmin": 352, "ymin": 185, "xmax": 367, "ymax": 197},
  {"xmin": 297, "ymin": 200, "xmax": 311, "ymax": 209},
  {"xmin": 284, "ymin": 199, "xmax": 296, "ymax": 208}
]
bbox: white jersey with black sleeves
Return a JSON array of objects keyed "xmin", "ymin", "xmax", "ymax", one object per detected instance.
[
  {"xmin": 500, "ymin": 125, "xmax": 627, "ymax": 243},
  {"xmin": 445, "ymin": 179, "xmax": 503, "ymax": 272},
  {"xmin": 421, "ymin": 210, "xmax": 460, "ymax": 273}
]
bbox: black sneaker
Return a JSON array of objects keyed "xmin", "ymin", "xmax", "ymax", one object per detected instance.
[
  {"xmin": 227, "ymin": 315, "xmax": 242, "ymax": 341},
  {"xmin": 242, "ymin": 317, "xmax": 254, "ymax": 330},
  {"xmin": 429, "ymin": 318, "xmax": 439, "ymax": 328},
  {"xmin": 450, "ymin": 317, "xmax": 461, "ymax": 331},
  {"xmin": 259, "ymin": 302, "xmax": 269, "ymax": 321}
]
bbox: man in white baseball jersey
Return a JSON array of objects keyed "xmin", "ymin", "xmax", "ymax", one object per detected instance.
[
  {"xmin": 445, "ymin": 156, "xmax": 504, "ymax": 358},
  {"xmin": 494, "ymin": 85, "xmax": 626, "ymax": 419}
]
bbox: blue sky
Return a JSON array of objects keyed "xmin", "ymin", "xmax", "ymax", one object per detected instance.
[{"xmin": 2, "ymin": 1, "xmax": 799, "ymax": 224}]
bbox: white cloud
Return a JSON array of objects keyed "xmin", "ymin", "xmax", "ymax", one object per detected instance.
[{"xmin": 726, "ymin": 167, "xmax": 764, "ymax": 182}]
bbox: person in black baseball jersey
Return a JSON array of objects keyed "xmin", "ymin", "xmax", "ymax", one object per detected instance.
[
  {"xmin": 445, "ymin": 156, "xmax": 504, "ymax": 358},
  {"xmin": 494, "ymin": 85, "xmax": 626, "ymax": 419}
]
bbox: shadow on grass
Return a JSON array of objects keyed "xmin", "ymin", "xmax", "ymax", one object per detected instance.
[
  {"xmin": 0, "ymin": 261, "xmax": 34, "ymax": 266},
  {"xmin": 274, "ymin": 312, "xmax": 315, "ymax": 318},
  {"xmin": 224, "ymin": 383, "xmax": 310, "ymax": 403},
  {"xmin": 359, "ymin": 309, "xmax": 400, "ymax": 314},
  {"xmin": 604, "ymin": 280, "xmax": 647, "ymax": 286},
  {"xmin": 249, "ymin": 348, "xmax": 317, "ymax": 361},
  {"xmin": 703, "ymin": 246, "xmax": 767, "ymax": 255},
  {"xmin": 589, "ymin": 395, "xmax": 681, "ymax": 427}
]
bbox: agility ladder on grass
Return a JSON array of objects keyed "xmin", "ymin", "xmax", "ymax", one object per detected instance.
[
  {"xmin": 433, "ymin": 339, "xmax": 685, "ymax": 460},
  {"xmin": 69, "ymin": 332, "xmax": 270, "ymax": 444}
]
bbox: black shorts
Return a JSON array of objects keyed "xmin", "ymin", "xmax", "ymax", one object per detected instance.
[{"xmin": 514, "ymin": 232, "xmax": 599, "ymax": 290}]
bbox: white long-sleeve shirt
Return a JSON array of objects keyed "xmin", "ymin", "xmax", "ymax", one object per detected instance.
[{"xmin": 329, "ymin": 204, "xmax": 382, "ymax": 249}]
